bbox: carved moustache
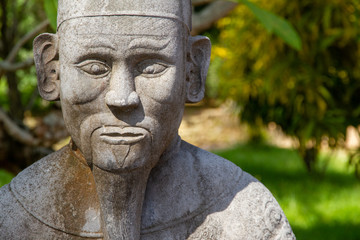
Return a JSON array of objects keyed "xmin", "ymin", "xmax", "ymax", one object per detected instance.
[{"xmin": 79, "ymin": 112, "xmax": 152, "ymax": 165}]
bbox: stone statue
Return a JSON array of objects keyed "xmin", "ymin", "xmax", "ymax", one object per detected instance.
[{"xmin": 0, "ymin": 0, "xmax": 295, "ymax": 239}]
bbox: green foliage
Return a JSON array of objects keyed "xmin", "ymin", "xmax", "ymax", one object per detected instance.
[
  {"xmin": 239, "ymin": 0, "xmax": 302, "ymax": 50},
  {"xmin": 0, "ymin": 80, "xmax": 9, "ymax": 111},
  {"xmin": 211, "ymin": 0, "xmax": 360, "ymax": 171},
  {"xmin": 0, "ymin": 169, "xmax": 14, "ymax": 187},
  {"xmin": 0, "ymin": 0, "xmax": 52, "ymax": 116},
  {"xmin": 44, "ymin": 0, "xmax": 57, "ymax": 31},
  {"xmin": 216, "ymin": 144, "xmax": 360, "ymax": 240}
]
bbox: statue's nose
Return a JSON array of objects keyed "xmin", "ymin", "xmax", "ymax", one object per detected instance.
[
  {"xmin": 105, "ymin": 67, "xmax": 140, "ymax": 111},
  {"xmin": 105, "ymin": 90, "xmax": 139, "ymax": 110}
]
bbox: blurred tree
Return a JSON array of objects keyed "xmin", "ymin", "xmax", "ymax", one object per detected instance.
[
  {"xmin": 192, "ymin": 0, "xmax": 238, "ymax": 35},
  {"xmin": 210, "ymin": 0, "xmax": 360, "ymax": 172},
  {"xmin": 0, "ymin": 0, "xmax": 54, "ymax": 172}
]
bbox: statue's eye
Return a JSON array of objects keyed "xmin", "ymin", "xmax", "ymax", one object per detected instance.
[
  {"xmin": 137, "ymin": 60, "xmax": 168, "ymax": 77},
  {"xmin": 76, "ymin": 60, "xmax": 110, "ymax": 77}
]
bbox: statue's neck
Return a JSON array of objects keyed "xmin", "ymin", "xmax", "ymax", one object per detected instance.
[{"xmin": 92, "ymin": 165, "xmax": 151, "ymax": 240}]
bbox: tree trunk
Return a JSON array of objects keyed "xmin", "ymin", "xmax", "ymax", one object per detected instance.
[{"xmin": 6, "ymin": 71, "xmax": 23, "ymax": 121}]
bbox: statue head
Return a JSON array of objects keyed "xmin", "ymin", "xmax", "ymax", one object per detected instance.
[{"xmin": 33, "ymin": 0, "xmax": 211, "ymax": 172}]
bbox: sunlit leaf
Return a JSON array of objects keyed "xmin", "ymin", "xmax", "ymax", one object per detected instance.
[
  {"xmin": 44, "ymin": 0, "xmax": 58, "ymax": 31},
  {"xmin": 233, "ymin": 0, "xmax": 302, "ymax": 51}
]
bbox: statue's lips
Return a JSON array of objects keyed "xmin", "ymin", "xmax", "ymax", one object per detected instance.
[{"xmin": 99, "ymin": 126, "xmax": 148, "ymax": 145}]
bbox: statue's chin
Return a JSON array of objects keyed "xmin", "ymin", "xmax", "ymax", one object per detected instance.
[{"xmin": 90, "ymin": 134, "xmax": 153, "ymax": 173}]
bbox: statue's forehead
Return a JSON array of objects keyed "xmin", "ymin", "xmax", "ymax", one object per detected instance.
[
  {"xmin": 57, "ymin": 0, "xmax": 191, "ymax": 31},
  {"xmin": 59, "ymin": 16, "xmax": 184, "ymax": 37},
  {"xmin": 58, "ymin": 17, "xmax": 184, "ymax": 58}
]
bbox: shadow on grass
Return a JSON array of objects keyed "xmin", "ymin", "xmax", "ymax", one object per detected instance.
[{"xmin": 215, "ymin": 143, "xmax": 358, "ymax": 188}]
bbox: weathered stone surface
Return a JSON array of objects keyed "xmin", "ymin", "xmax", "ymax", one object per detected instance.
[{"xmin": 0, "ymin": 0, "xmax": 295, "ymax": 239}]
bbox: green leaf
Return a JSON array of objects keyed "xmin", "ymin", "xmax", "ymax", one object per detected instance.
[
  {"xmin": 44, "ymin": 0, "xmax": 58, "ymax": 31},
  {"xmin": 318, "ymin": 86, "xmax": 332, "ymax": 102},
  {"xmin": 235, "ymin": 0, "xmax": 302, "ymax": 51},
  {"xmin": 0, "ymin": 169, "xmax": 14, "ymax": 187},
  {"xmin": 319, "ymin": 31, "xmax": 343, "ymax": 51}
]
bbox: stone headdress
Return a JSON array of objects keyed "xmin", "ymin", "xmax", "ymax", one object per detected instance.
[{"xmin": 57, "ymin": 0, "xmax": 192, "ymax": 31}]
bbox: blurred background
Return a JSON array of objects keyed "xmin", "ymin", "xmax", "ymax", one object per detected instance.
[{"xmin": 0, "ymin": 0, "xmax": 360, "ymax": 239}]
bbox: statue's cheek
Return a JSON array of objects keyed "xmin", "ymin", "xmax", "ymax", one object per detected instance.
[
  {"xmin": 135, "ymin": 67, "xmax": 183, "ymax": 104},
  {"xmin": 61, "ymin": 69, "xmax": 108, "ymax": 104}
]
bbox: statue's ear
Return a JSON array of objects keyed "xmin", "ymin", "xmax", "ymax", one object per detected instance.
[
  {"xmin": 33, "ymin": 33, "xmax": 60, "ymax": 101},
  {"xmin": 186, "ymin": 36, "xmax": 211, "ymax": 103}
]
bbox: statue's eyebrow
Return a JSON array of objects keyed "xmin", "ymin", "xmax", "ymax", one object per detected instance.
[
  {"xmin": 128, "ymin": 38, "xmax": 171, "ymax": 51},
  {"xmin": 84, "ymin": 40, "xmax": 116, "ymax": 50}
]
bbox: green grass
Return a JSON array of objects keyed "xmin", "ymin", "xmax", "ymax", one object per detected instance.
[
  {"xmin": 216, "ymin": 143, "xmax": 360, "ymax": 240},
  {"xmin": 0, "ymin": 169, "xmax": 14, "ymax": 187}
]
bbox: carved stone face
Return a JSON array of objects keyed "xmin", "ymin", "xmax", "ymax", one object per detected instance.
[{"xmin": 58, "ymin": 16, "xmax": 187, "ymax": 171}]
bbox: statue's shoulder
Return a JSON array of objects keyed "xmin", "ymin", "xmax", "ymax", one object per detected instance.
[
  {"xmin": 7, "ymin": 145, "xmax": 75, "ymax": 202},
  {"xmin": 180, "ymin": 140, "xmax": 246, "ymax": 187},
  {"xmin": 10, "ymin": 145, "xmax": 70, "ymax": 185},
  {"xmin": 0, "ymin": 145, "xmax": 71, "ymax": 206},
  {"xmin": 0, "ymin": 145, "xmax": 102, "ymax": 239},
  {"xmin": 181, "ymin": 142, "xmax": 296, "ymax": 240},
  {"xmin": 0, "ymin": 147, "xmax": 66, "ymax": 238},
  {"xmin": 142, "ymin": 140, "xmax": 295, "ymax": 239}
]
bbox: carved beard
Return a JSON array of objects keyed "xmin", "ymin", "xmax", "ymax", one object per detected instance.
[
  {"xmin": 90, "ymin": 128, "xmax": 153, "ymax": 172},
  {"xmin": 89, "ymin": 128, "xmax": 155, "ymax": 240}
]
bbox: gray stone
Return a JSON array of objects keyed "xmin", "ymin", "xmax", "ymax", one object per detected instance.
[{"xmin": 0, "ymin": 0, "xmax": 295, "ymax": 239}]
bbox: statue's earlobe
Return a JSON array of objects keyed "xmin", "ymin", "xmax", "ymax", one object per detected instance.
[
  {"xmin": 33, "ymin": 33, "xmax": 60, "ymax": 101},
  {"xmin": 186, "ymin": 36, "xmax": 211, "ymax": 103}
]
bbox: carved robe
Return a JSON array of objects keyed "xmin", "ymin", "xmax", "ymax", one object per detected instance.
[{"xmin": 0, "ymin": 140, "xmax": 295, "ymax": 239}]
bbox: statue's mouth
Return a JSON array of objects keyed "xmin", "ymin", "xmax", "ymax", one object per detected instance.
[{"xmin": 99, "ymin": 126, "xmax": 148, "ymax": 145}]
